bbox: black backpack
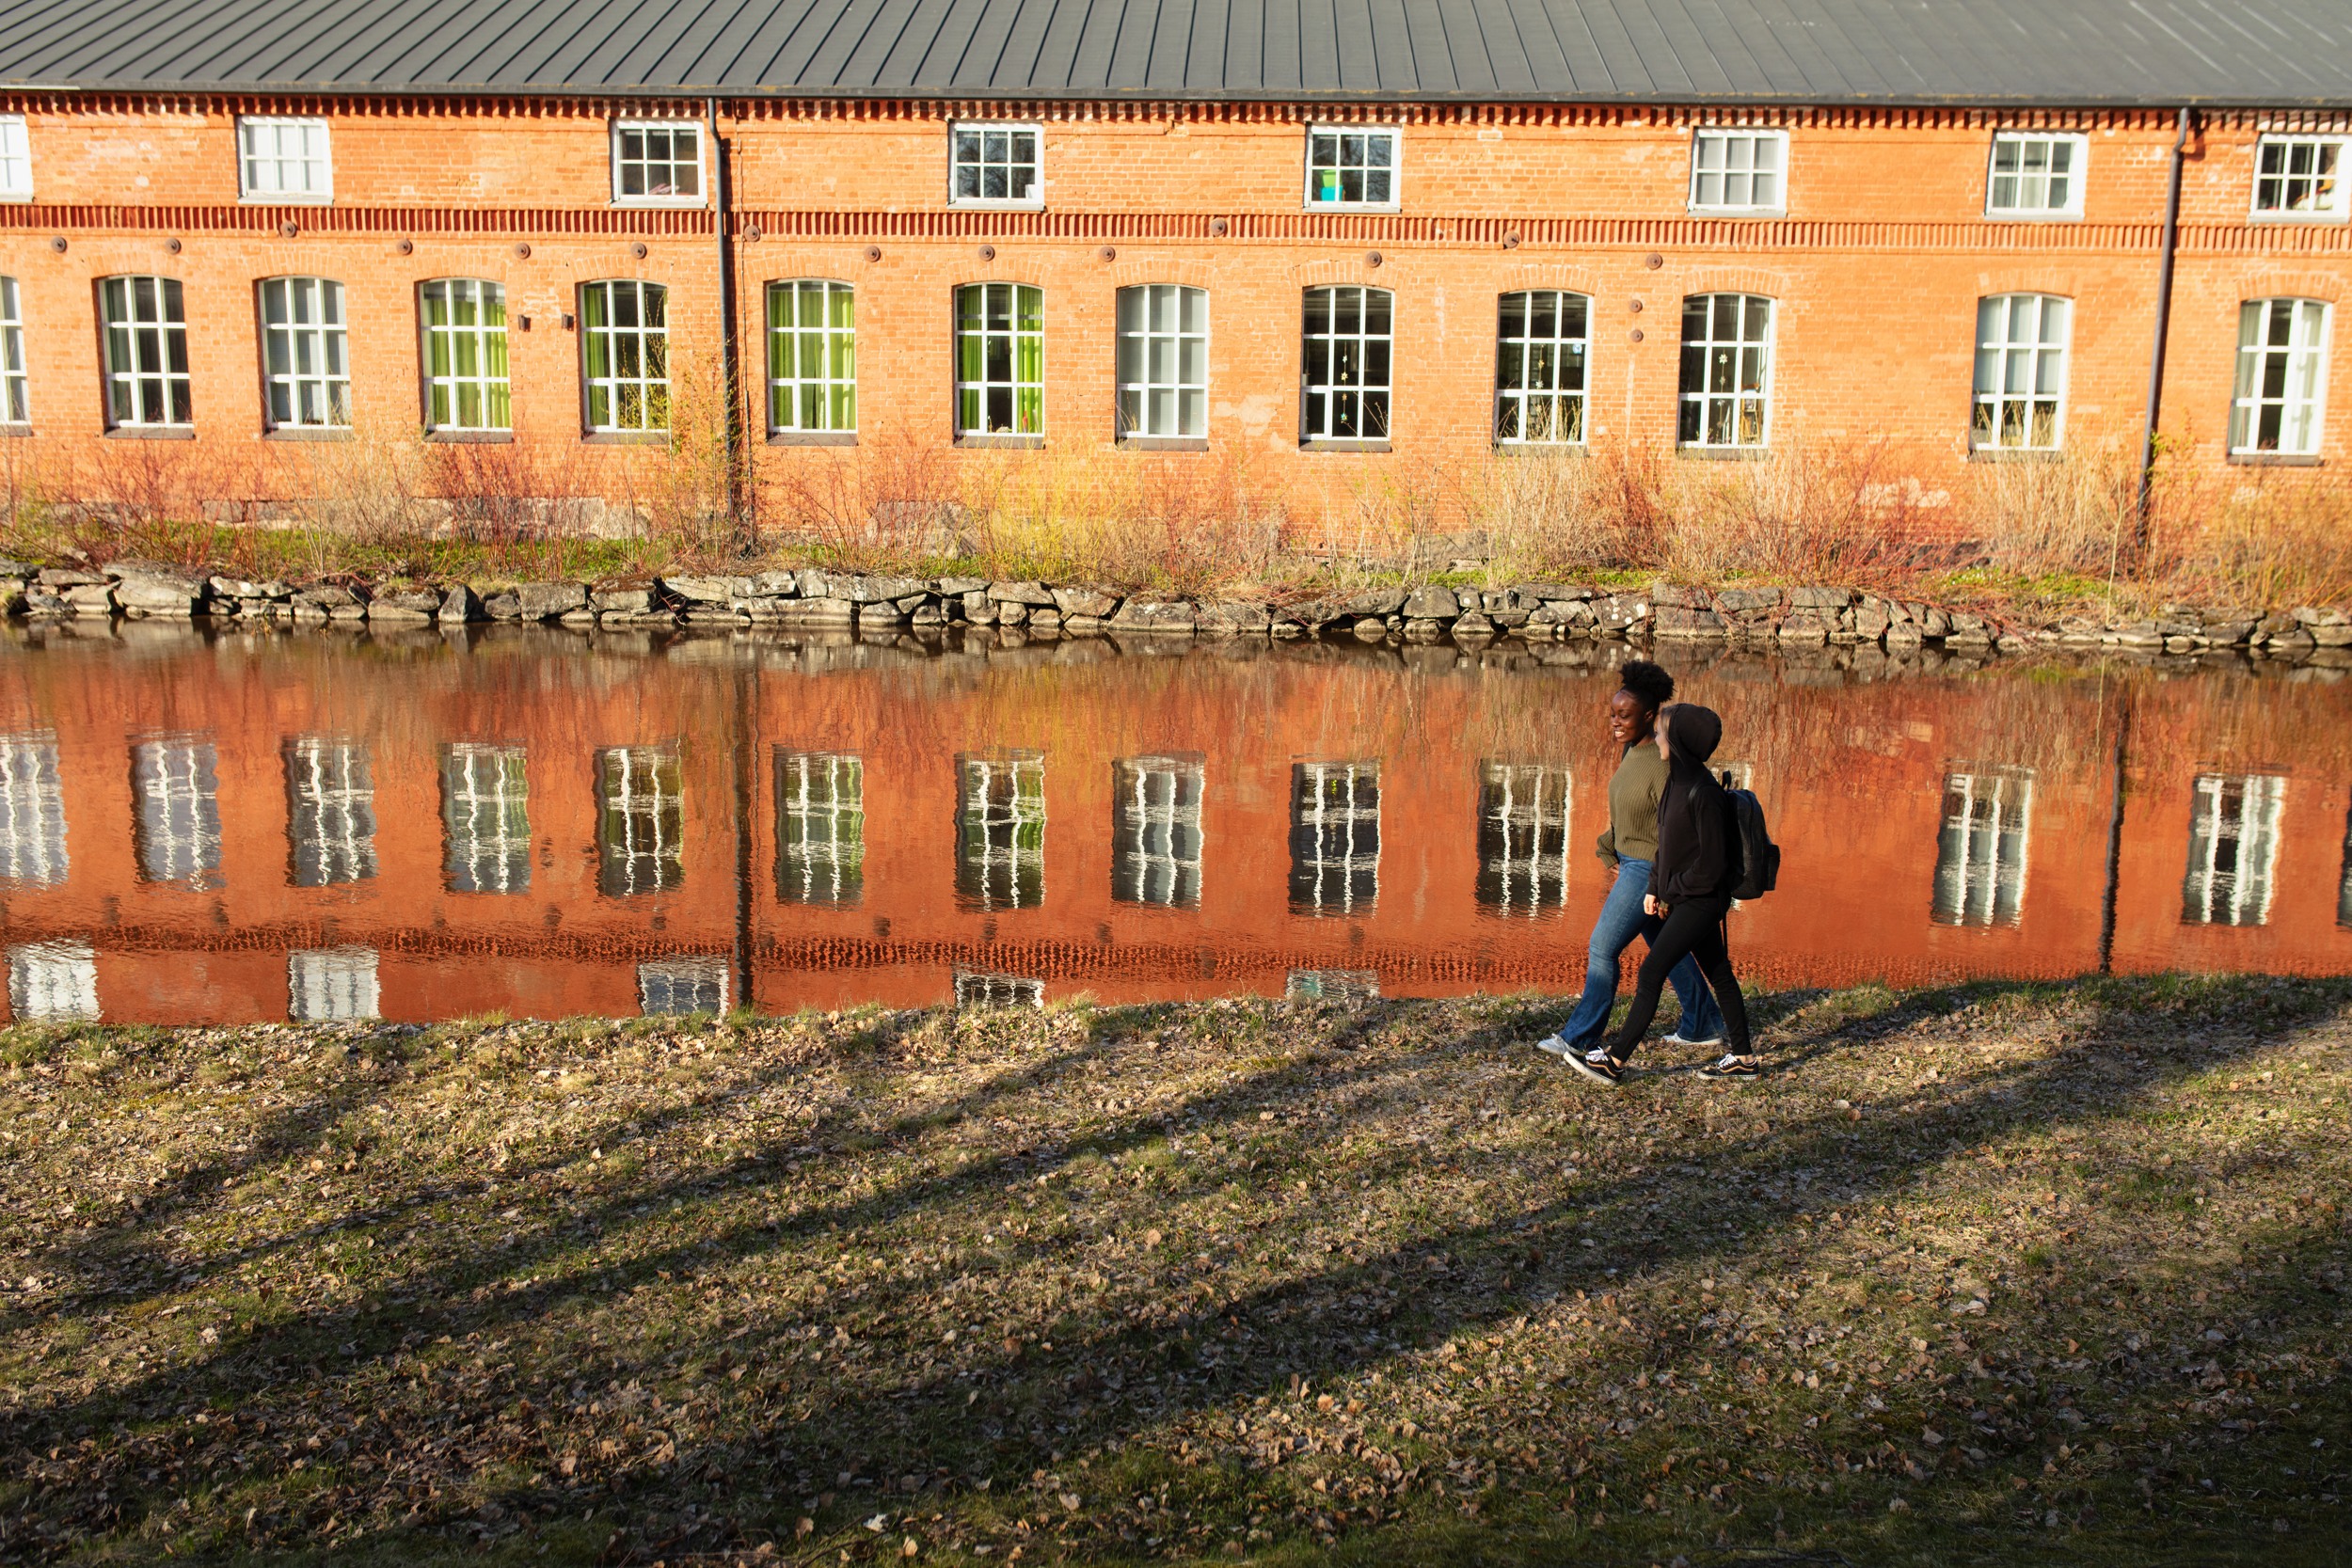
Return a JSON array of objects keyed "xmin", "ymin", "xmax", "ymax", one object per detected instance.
[{"xmin": 1722, "ymin": 773, "xmax": 1780, "ymax": 900}]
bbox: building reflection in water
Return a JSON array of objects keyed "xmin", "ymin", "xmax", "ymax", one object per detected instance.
[
  {"xmin": 955, "ymin": 969, "xmax": 1044, "ymax": 1007},
  {"xmin": 0, "ymin": 733, "xmax": 68, "ymax": 886},
  {"xmin": 1475, "ymin": 760, "xmax": 1573, "ymax": 916},
  {"xmin": 1290, "ymin": 760, "xmax": 1379, "ymax": 915},
  {"xmin": 1112, "ymin": 753, "xmax": 1204, "ymax": 909},
  {"xmin": 133, "ymin": 735, "xmax": 225, "ymax": 891},
  {"xmin": 597, "ymin": 745, "xmax": 684, "ymax": 896},
  {"xmin": 1932, "ymin": 765, "xmax": 2034, "ymax": 927},
  {"xmin": 2184, "ymin": 772, "xmax": 2285, "ymax": 926},
  {"xmin": 774, "ymin": 750, "xmax": 865, "ymax": 906},
  {"xmin": 957, "ymin": 751, "xmax": 1045, "ymax": 910},
  {"xmin": 290, "ymin": 946, "xmax": 380, "ymax": 1021},
  {"xmin": 639, "ymin": 956, "xmax": 728, "ymax": 1015},
  {"xmin": 285, "ymin": 736, "xmax": 377, "ymax": 887},
  {"xmin": 441, "ymin": 743, "xmax": 531, "ymax": 894},
  {"xmin": 9, "ymin": 938, "xmax": 95, "ymax": 1019}
]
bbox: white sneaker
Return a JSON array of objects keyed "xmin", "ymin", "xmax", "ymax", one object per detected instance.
[
  {"xmin": 1666, "ymin": 1031, "xmax": 1724, "ymax": 1048},
  {"xmin": 1532, "ymin": 1035, "xmax": 1574, "ymax": 1059}
]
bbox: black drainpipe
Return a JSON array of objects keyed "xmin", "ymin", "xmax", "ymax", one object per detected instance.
[
  {"xmin": 707, "ymin": 95, "xmax": 746, "ymax": 541},
  {"xmin": 2136, "ymin": 106, "xmax": 2192, "ymax": 549}
]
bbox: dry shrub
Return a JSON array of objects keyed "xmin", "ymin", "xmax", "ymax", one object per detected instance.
[
  {"xmin": 762, "ymin": 431, "xmax": 964, "ymax": 569},
  {"xmin": 1960, "ymin": 441, "xmax": 2136, "ymax": 582},
  {"xmin": 1467, "ymin": 441, "xmax": 1668, "ymax": 579},
  {"xmin": 2151, "ymin": 471, "xmax": 2352, "ymax": 611},
  {"xmin": 1659, "ymin": 436, "xmax": 1920, "ymax": 586},
  {"xmin": 47, "ymin": 437, "xmax": 261, "ymax": 568},
  {"xmin": 625, "ymin": 356, "xmax": 742, "ymax": 562},
  {"xmin": 278, "ymin": 421, "xmax": 428, "ymax": 549}
]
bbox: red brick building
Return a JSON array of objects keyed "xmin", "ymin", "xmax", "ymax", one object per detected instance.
[{"xmin": 1, "ymin": 0, "xmax": 2349, "ymax": 524}]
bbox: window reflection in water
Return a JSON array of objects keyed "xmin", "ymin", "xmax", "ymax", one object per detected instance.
[
  {"xmin": 2184, "ymin": 773, "xmax": 2286, "ymax": 927},
  {"xmin": 0, "ymin": 733, "xmax": 68, "ymax": 886},
  {"xmin": 597, "ymin": 746, "xmax": 684, "ymax": 896},
  {"xmin": 1933, "ymin": 766, "xmax": 2034, "ymax": 927},
  {"xmin": 955, "ymin": 969, "xmax": 1043, "ymax": 1008},
  {"xmin": 1290, "ymin": 761, "xmax": 1379, "ymax": 915},
  {"xmin": 442, "ymin": 743, "xmax": 531, "ymax": 894},
  {"xmin": 957, "ymin": 752, "xmax": 1044, "ymax": 910},
  {"xmin": 1476, "ymin": 761, "xmax": 1572, "ymax": 915},
  {"xmin": 9, "ymin": 939, "xmax": 96, "ymax": 1020},
  {"xmin": 639, "ymin": 956, "xmax": 728, "ymax": 1016},
  {"xmin": 289, "ymin": 946, "xmax": 379, "ymax": 1021},
  {"xmin": 284, "ymin": 737, "xmax": 376, "ymax": 887},
  {"xmin": 133, "ymin": 736, "xmax": 224, "ymax": 890},
  {"xmin": 1112, "ymin": 754, "xmax": 1203, "ymax": 909},
  {"xmin": 1285, "ymin": 968, "xmax": 1379, "ymax": 1004},
  {"xmin": 775, "ymin": 750, "xmax": 864, "ymax": 906}
]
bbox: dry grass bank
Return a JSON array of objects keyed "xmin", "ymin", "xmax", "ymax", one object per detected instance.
[{"xmin": 2, "ymin": 976, "xmax": 2346, "ymax": 1565}]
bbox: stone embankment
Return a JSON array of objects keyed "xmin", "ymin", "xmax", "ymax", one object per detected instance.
[{"xmin": 8, "ymin": 560, "xmax": 2346, "ymax": 656}]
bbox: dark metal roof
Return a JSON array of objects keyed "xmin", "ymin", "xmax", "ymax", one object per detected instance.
[{"xmin": 2, "ymin": 0, "xmax": 2348, "ymax": 106}]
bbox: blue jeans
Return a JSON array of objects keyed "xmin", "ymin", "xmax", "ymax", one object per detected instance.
[{"xmin": 1549, "ymin": 857, "xmax": 1724, "ymax": 1049}]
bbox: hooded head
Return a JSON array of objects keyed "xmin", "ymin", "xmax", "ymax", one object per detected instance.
[{"xmin": 1663, "ymin": 703, "xmax": 1724, "ymax": 768}]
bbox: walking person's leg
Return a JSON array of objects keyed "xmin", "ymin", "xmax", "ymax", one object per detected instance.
[
  {"xmin": 1536, "ymin": 860, "xmax": 1653, "ymax": 1055},
  {"xmin": 1688, "ymin": 916, "xmax": 1764, "ymax": 1077},
  {"xmin": 1638, "ymin": 908, "xmax": 1724, "ymax": 1045},
  {"xmin": 1565, "ymin": 897, "xmax": 1727, "ymax": 1085}
]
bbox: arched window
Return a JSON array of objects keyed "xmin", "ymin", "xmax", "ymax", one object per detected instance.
[
  {"xmin": 580, "ymin": 280, "xmax": 668, "ymax": 433},
  {"xmin": 1116, "ymin": 285, "xmax": 1208, "ymax": 441},
  {"xmin": 1971, "ymin": 293, "xmax": 2071, "ymax": 451},
  {"xmin": 1495, "ymin": 291, "xmax": 1589, "ymax": 444},
  {"xmin": 258, "ymin": 276, "xmax": 349, "ymax": 430},
  {"xmin": 766, "ymin": 279, "xmax": 856, "ymax": 436},
  {"xmin": 98, "ymin": 275, "xmax": 190, "ymax": 429},
  {"xmin": 2232, "ymin": 298, "xmax": 2330, "ymax": 456},
  {"xmin": 420, "ymin": 279, "xmax": 509, "ymax": 433},
  {"xmin": 1301, "ymin": 286, "xmax": 1391, "ymax": 442},
  {"xmin": 954, "ymin": 283, "xmax": 1042, "ymax": 439},
  {"xmin": 1677, "ymin": 293, "xmax": 1772, "ymax": 449},
  {"xmin": 0, "ymin": 277, "xmax": 25, "ymax": 425}
]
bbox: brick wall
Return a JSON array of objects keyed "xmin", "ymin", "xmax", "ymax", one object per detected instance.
[{"xmin": 0, "ymin": 97, "xmax": 2346, "ymax": 531}]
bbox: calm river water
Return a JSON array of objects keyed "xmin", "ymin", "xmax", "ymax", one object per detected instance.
[{"xmin": 0, "ymin": 619, "xmax": 2344, "ymax": 1023}]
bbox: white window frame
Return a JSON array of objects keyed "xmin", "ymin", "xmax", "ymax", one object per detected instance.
[
  {"xmin": 2232, "ymin": 297, "xmax": 2332, "ymax": 457},
  {"xmin": 1290, "ymin": 761, "xmax": 1380, "ymax": 916},
  {"xmin": 1495, "ymin": 291, "xmax": 1591, "ymax": 446},
  {"xmin": 1476, "ymin": 761, "xmax": 1573, "ymax": 915},
  {"xmin": 639, "ymin": 957, "xmax": 729, "ymax": 1016},
  {"xmin": 133, "ymin": 736, "xmax": 224, "ymax": 891},
  {"xmin": 441, "ymin": 743, "xmax": 531, "ymax": 895},
  {"xmin": 775, "ymin": 750, "xmax": 864, "ymax": 906},
  {"xmin": 9, "ymin": 940, "xmax": 97, "ymax": 1021},
  {"xmin": 610, "ymin": 119, "xmax": 705, "ymax": 208},
  {"xmin": 1304, "ymin": 125, "xmax": 1402, "ymax": 211},
  {"xmin": 1677, "ymin": 293, "xmax": 1775, "ymax": 450},
  {"xmin": 1687, "ymin": 128, "xmax": 1788, "ymax": 214},
  {"xmin": 285, "ymin": 736, "xmax": 376, "ymax": 887},
  {"xmin": 2250, "ymin": 135, "xmax": 2348, "ymax": 222},
  {"xmin": 99, "ymin": 275, "xmax": 192, "ymax": 430},
  {"xmin": 1301, "ymin": 285, "xmax": 1393, "ymax": 444},
  {"xmin": 580, "ymin": 279, "xmax": 670, "ymax": 434},
  {"xmin": 2184, "ymin": 773, "xmax": 2286, "ymax": 927},
  {"xmin": 288, "ymin": 947, "xmax": 379, "ymax": 1022},
  {"xmin": 953, "ymin": 282, "xmax": 1044, "ymax": 440},
  {"xmin": 0, "ymin": 116, "xmax": 30, "ymax": 201},
  {"xmin": 0, "ymin": 277, "xmax": 26, "ymax": 426},
  {"xmin": 597, "ymin": 745, "xmax": 684, "ymax": 897},
  {"xmin": 1112, "ymin": 754, "xmax": 1205, "ymax": 909},
  {"xmin": 1115, "ymin": 284, "xmax": 1209, "ymax": 442},
  {"xmin": 421, "ymin": 278, "xmax": 511, "ymax": 433},
  {"xmin": 1985, "ymin": 131, "xmax": 2087, "ymax": 219},
  {"xmin": 0, "ymin": 733, "xmax": 67, "ymax": 886},
  {"xmin": 948, "ymin": 122, "xmax": 1043, "ymax": 210},
  {"xmin": 956, "ymin": 752, "xmax": 1045, "ymax": 911},
  {"xmin": 1932, "ymin": 767, "xmax": 2034, "ymax": 927},
  {"xmin": 236, "ymin": 116, "xmax": 332, "ymax": 204},
  {"xmin": 954, "ymin": 969, "xmax": 1044, "ymax": 1008},
  {"xmin": 258, "ymin": 276, "xmax": 350, "ymax": 431},
  {"xmin": 766, "ymin": 279, "xmax": 857, "ymax": 436},
  {"xmin": 1971, "ymin": 293, "xmax": 2072, "ymax": 452}
]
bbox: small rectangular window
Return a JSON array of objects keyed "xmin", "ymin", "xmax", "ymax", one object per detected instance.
[
  {"xmin": 957, "ymin": 752, "xmax": 1045, "ymax": 911},
  {"xmin": 2184, "ymin": 773, "xmax": 2285, "ymax": 926},
  {"xmin": 1306, "ymin": 126, "xmax": 1399, "ymax": 208},
  {"xmin": 1116, "ymin": 285, "xmax": 1208, "ymax": 440},
  {"xmin": 612, "ymin": 121, "xmax": 703, "ymax": 206},
  {"xmin": 1112, "ymin": 754, "xmax": 1204, "ymax": 909},
  {"xmin": 1677, "ymin": 293, "xmax": 1773, "ymax": 448},
  {"xmin": 1688, "ymin": 129, "xmax": 1787, "ymax": 214},
  {"xmin": 284, "ymin": 736, "xmax": 376, "ymax": 887},
  {"xmin": 950, "ymin": 123, "xmax": 1041, "ymax": 207},
  {"xmin": 421, "ymin": 279, "xmax": 511, "ymax": 432},
  {"xmin": 0, "ymin": 116, "xmax": 29, "ymax": 200},
  {"xmin": 0, "ymin": 733, "xmax": 67, "ymax": 886},
  {"xmin": 954, "ymin": 283, "xmax": 1043, "ymax": 439},
  {"xmin": 2252, "ymin": 135, "xmax": 2347, "ymax": 220},
  {"xmin": 9, "ymin": 940, "xmax": 97, "ymax": 1021},
  {"xmin": 775, "ymin": 750, "xmax": 864, "ymax": 906},
  {"xmin": 1301, "ymin": 286, "xmax": 1392, "ymax": 443},
  {"xmin": 1933, "ymin": 767, "xmax": 2034, "ymax": 927},
  {"xmin": 581, "ymin": 280, "xmax": 670, "ymax": 433},
  {"xmin": 767, "ymin": 280, "xmax": 856, "ymax": 435},
  {"xmin": 259, "ymin": 277, "xmax": 350, "ymax": 430},
  {"xmin": 1476, "ymin": 762, "xmax": 1573, "ymax": 915},
  {"xmin": 597, "ymin": 746, "xmax": 684, "ymax": 896},
  {"xmin": 2232, "ymin": 298, "xmax": 2331, "ymax": 456},
  {"xmin": 238, "ymin": 117, "xmax": 332, "ymax": 202},
  {"xmin": 639, "ymin": 957, "xmax": 729, "ymax": 1016},
  {"xmin": 0, "ymin": 277, "xmax": 25, "ymax": 425},
  {"xmin": 441, "ymin": 743, "xmax": 531, "ymax": 895},
  {"xmin": 1495, "ymin": 291, "xmax": 1589, "ymax": 444},
  {"xmin": 1986, "ymin": 132, "xmax": 2086, "ymax": 217},
  {"xmin": 132, "ymin": 736, "xmax": 223, "ymax": 891},
  {"xmin": 1972, "ymin": 293, "xmax": 2071, "ymax": 451},
  {"xmin": 1291, "ymin": 761, "xmax": 1379, "ymax": 915},
  {"xmin": 288, "ymin": 947, "xmax": 379, "ymax": 1022},
  {"xmin": 99, "ymin": 276, "xmax": 192, "ymax": 429}
]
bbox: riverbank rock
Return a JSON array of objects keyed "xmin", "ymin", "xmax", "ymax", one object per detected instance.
[
  {"xmin": 114, "ymin": 572, "xmax": 207, "ymax": 617},
  {"xmin": 515, "ymin": 581, "xmax": 589, "ymax": 620},
  {"xmin": 1111, "ymin": 600, "xmax": 1198, "ymax": 634}
]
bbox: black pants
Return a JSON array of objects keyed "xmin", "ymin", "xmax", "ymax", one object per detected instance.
[{"xmin": 1601, "ymin": 894, "xmax": 1751, "ymax": 1062}]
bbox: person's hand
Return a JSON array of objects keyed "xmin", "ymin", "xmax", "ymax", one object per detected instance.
[{"xmin": 1644, "ymin": 895, "xmax": 1663, "ymax": 917}]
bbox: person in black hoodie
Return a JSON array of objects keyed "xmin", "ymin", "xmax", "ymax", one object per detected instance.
[{"xmin": 1566, "ymin": 702, "xmax": 1760, "ymax": 1085}]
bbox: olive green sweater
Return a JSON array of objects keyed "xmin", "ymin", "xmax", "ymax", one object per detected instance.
[{"xmin": 1595, "ymin": 740, "xmax": 1667, "ymax": 868}]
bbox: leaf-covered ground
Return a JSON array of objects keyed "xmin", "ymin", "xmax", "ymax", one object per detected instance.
[{"xmin": 2, "ymin": 976, "xmax": 2347, "ymax": 1567}]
